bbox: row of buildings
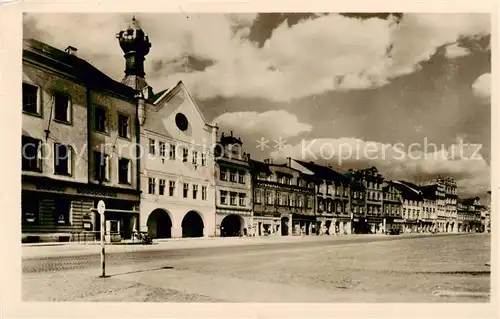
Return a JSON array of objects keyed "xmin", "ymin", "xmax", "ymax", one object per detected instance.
[{"xmin": 21, "ymin": 18, "xmax": 491, "ymax": 243}]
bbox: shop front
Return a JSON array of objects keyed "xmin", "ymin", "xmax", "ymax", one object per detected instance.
[
  {"xmin": 291, "ymin": 214, "xmax": 317, "ymax": 236},
  {"xmin": 22, "ymin": 176, "xmax": 140, "ymax": 243},
  {"xmin": 253, "ymin": 213, "xmax": 281, "ymax": 236}
]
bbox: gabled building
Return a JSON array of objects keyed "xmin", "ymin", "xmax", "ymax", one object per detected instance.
[
  {"xmin": 290, "ymin": 159, "xmax": 352, "ymax": 235},
  {"xmin": 392, "ymin": 181, "xmax": 423, "ymax": 233},
  {"xmin": 22, "ymin": 36, "xmax": 142, "ymax": 243},
  {"xmin": 421, "ymin": 177, "xmax": 448, "ymax": 232},
  {"xmin": 420, "ymin": 186, "xmax": 438, "ymax": 232},
  {"xmin": 250, "ymin": 159, "xmax": 315, "ymax": 236},
  {"xmin": 214, "ymin": 132, "xmax": 252, "ymax": 237},
  {"xmin": 115, "ymin": 18, "xmax": 219, "ymax": 239},
  {"xmin": 381, "ymin": 181, "xmax": 403, "ymax": 232}
]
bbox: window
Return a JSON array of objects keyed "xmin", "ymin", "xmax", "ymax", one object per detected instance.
[
  {"xmin": 54, "ymin": 143, "xmax": 72, "ymax": 176},
  {"xmin": 54, "ymin": 92, "xmax": 71, "ymax": 123},
  {"xmin": 159, "ymin": 141, "xmax": 166, "ymax": 157},
  {"xmin": 307, "ymin": 196, "xmax": 313, "ymax": 209},
  {"xmin": 201, "ymin": 153, "xmax": 206, "ymax": 166},
  {"xmin": 148, "ymin": 177, "xmax": 156, "ymax": 195},
  {"xmin": 192, "ymin": 151, "xmax": 198, "ymax": 165},
  {"xmin": 93, "ymin": 152, "xmax": 110, "ymax": 182},
  {"xmin": 239, "ymin": 193, "xmax": 246, "ymax": 206},
  {"xmin": 55, "ymin": 198, "xmax": 71, "ymax": 225},
  {"xmin": 23, "ymin": 83, "xmax": 40, "ymax": 115},
  {"xmin": 193, "ymin": 184, "xmax": 198, "ymax": 199},
  {"xmin": 94, "ymin": 106, "xmax": 107, "ymax": 133},
  {"xmin": 266, "ymin": 191, "xmax": 273, "ymax": 205},
  {"xmin": 238, "ymin": 170, "xmax": 245, "ymax": 184},
  {"xmin": 183, "ymin": 183, "xmax": 189, "ymax": 198},
  {"xmin": 169, "ymin": 144, "xmax": 176, "ymax": 159},
  {"xmin": 220, "ymin": 191, "xmax": 228, "ymax": 205},
  {"xmin": 159, "ymin": 179, "xmax": 166, "ymax": 195},
  {"xmin": 230, "ymin": 169, "xmax": 237, "ymax": 182},
  {"xmin": 117, "ymin": 114, "xmax": 130, "ymax": 138},
  {"xmin": 202, "ymin": 186, "xmax": 207, "ymax": 200},
  {"xmin": 22, "ymin": 136, "xmax": 42, "ymax": 172},
  {"xmin": 220, "ymin": 168, "xmax": 227, "ymax": 181},
  {"xmin": 277, "ymin": 192, "xmax": 282, "ymax": 205},
  {"xmin": 230, "ymin": 192, "xmax": 237, "ymax": 206},
  {"xmin": 344, "ymin": 188, "xmax": 348, "ymax": 197},
  {"xmin": 118, "ymin": 158, "xmax": 131, "ymax": 184},
  {"xmin": 283, "ymin": 193, "xmax": 289, "ymax": 206},
  {"xmin": 183, "ymin": 148, "xmax": 188, "ymax": 162},
  {"xmin": 169, "ymin": 181, "xmax": 175, "ymax": 196},
  {"xmin": 290, "ymin": 194, "xmax": 296, "ymax": 207},
  {"xmin": 335, "ymin": 187, "xmax": 340, "ymax": 196},
  {"xmin": 149, "ymin": 139, "xmax": 156, "ymax": 155},
  {"xmin": 22, "ymin": 196, "xmax": 39, "ymax": 224},
  {"xmin": 254, "ymin": 190, "xmax": 262, "ymax": 204}
]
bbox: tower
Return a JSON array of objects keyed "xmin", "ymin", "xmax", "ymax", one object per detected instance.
[{"xmin": 116, "ymin": 16, "xmax": 152, "ymax": 93}]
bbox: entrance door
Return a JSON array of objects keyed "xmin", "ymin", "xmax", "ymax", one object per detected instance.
[{"xmin": 281, "ymin": 217, "xmax": 289, "ymax": 236}]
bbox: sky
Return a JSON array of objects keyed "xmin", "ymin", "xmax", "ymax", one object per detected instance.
[{"xmin": 23, "ymin": 12, "xmax": 491, "ymax": 199}]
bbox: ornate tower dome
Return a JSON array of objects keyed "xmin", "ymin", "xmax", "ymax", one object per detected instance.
[{"xmin": 116, "ymin": 16, "xmax": 151, "ymax": 92}]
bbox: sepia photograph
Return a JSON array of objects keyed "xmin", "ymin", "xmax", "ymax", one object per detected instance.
[{"xmin": 16, "ymin": 9, "xmax": 493, "ymax": 307}]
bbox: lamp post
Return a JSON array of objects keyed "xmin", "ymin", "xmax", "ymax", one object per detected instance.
[{"xmin": 97, "ymin": 200, "xmax": 107, "ymax": 278}]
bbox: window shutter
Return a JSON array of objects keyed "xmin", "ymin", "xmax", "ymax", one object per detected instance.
[
  {"xmin": 67, "ymin": 146, "xmax": 73, "ymax": 175},
  {"xmin": 36, "ymin": 87, "xmax": 42, "ymax": 114},
  {"xmin": 116, "ymin": 157, "xmax": 119, "ymax": 183},
  {"xmin": 105, "ymin": 155, "xmax": 110, "ymax": 181},
  {"xmin": 37, "ymin": 141, "xmax": 43, "ymax": 170},
  {"xmin": 127, "ymin": 160, "xmax": 132, "ymax": 184},
  {"xmin": 66, "ymin": 98, "xmax": 72, "ymax": 123}
]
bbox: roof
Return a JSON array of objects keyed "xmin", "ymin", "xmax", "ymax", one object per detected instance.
[
  {"xmin": 392, "ymin": 181, "xmax": 423, "ymax": 201},
  {"xmin": 420, "ymin": 185, "xmax": 437, "ymax": 200},
  {"xmin": 150, "ymin": 81, "xmax": 216, "ymax": 128},
  {"xmin": 249, "ymin": 159, "xmax": 272, "ymax": 175},
  {"xmin": 23, "ymin": 38, "xmax": 137, "ymax": 99},
  {"xmin": 293, "ymin": 160, "xmax": 350, "ymax": 185}
]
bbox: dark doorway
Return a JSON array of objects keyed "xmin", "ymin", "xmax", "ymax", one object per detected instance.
[
  {"xmin": 221, "ymin": 214, "xmax": 243, "ymax": 237},
  {"xmin": 147, "ymin": 209, "xmax": 172, "ymax": 238},
  {"xmin": 281, "ymin": 217, "xmax": 289, "ymax": 236},
  {"xmin": 182, "ymin": 211, "xmax": 204, "ymax": 238}
]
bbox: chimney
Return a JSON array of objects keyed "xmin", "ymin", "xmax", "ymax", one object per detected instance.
[
  {"xmin": 286, "ymin": 157, "xmax": 291, "ymax": 167},
  {"xmin": 65, "ymin": 46, "xmax": 78, "ymax": 56},
  {"xmin": 263, "ymin": 158, "xmax": 269, "ymax": 164},
  {"xmin": 230, "ymin": 130, "xmax": 233, "ymax": 137}
]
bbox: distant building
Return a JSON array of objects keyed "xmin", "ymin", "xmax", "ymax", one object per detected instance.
[
  {"xmin": 392, "ymin": 181, "xmax": 423, "ymax": 233},
  {"xmin": 347, "ymin": 167, "xmax": 384, "ymax": 234},
  {"xmin": 290, "ymin": 159, "xmax": 352, "ymax": 235},
  {"xmin": 22, "ymin": 38, "xmax": 141, "ymax": 242},
  {"xmin": 250, "ymin": 159, "xmax": 315, "ymax": 236},
  {"xmin": 381, "ymin": 182, "xmax": 403, "ymax": 232},
  {"xmin": 421, "ymin": 177, "xmax": 449, "ymax": 232},
  {"xmin": 444, "ymin": 177, "xmax": 458, "ymax": 232},
  {"xmin": 457, "ymin": 197, "xmax": 482, "ymax": 232},
  {"xmin": 214, "ymin": 132, "xmax": 252, "ymax": 237}
]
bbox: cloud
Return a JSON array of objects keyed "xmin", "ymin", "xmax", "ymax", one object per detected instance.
[
  {"xmin": 444, "ymin": 42, "xmax": 471, "ymax": 58},
  {"xmin": 270, "ymin": 136, "xmax": 489, "ymax": 198},
  {"xmin": 24, "ymin": 13, "xmax": 490, "ymax": 102},
  {"xmin": 472, "ymin": 73, "xmax": 491, "ymax": 101},
  {"xmin": 213, "ymin": 110, "xmax": 312, "ymax": 140}
]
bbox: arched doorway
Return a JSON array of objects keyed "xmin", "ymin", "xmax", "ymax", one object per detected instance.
[
  {"xmin": 221, "ymin": 214, "xmax": 244, "ymax": 237},
  {"xmin": 182, "ymin": 211, "xmax": 204, "ymax": 238},
  {"xmin": 147, "ymin": 209, "xmax": 172, "ymax": 238}
]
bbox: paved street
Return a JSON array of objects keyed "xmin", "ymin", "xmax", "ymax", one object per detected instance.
[{"xmin": 22, "ymin": 233, "xmax": 490, "ymax": 302}]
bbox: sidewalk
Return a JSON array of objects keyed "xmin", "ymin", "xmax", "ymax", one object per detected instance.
[{"xmin": 22, "ymin": 233, "xmax": 459, "ymax": 259}]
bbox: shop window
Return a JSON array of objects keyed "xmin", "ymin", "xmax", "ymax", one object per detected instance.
[
  {"xmin": 22, "ymin": 196, "xmax": 39, "ymax": 224},
  {"xmin": 55, "ymin": 198, "xmax": 71, "ymax": 225}
]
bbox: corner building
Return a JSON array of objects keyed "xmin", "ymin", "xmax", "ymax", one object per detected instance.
[{"xmin": 21, "ymin": 38, "xmax": 141, "ymax": 242}]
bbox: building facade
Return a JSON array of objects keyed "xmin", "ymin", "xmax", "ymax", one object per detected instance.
[
  {"xmin": 457, "ymin": 197, "xmax": 482, "ymax": 232},
  {"xmin": 290, "ymin": 159, "xmax": 352, "ymax": 235},
  {"xmin": 22, "ymin": 38, "xmax": 141, "ymax": 243},
  {"xmin": 347, "ymin": 167, "xmax": 385, "ymax": 233},
  {"xmin": 392, "ymin": 181, "xmax": 423, "ymax": 233},
  {"xmin": 214, "ymin": 132, "xmax": 253, "ymax": 237},
  {"xmin": 251, "ymin": 160, "xmax": 315, "ymax": 236},
  {"xmin": 382, "ymin": 182, "xmax": 403, "ymax": 232},
  {"xmin": 444, "ymin": 177, "xmax": 458, "ymax": 232}
]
